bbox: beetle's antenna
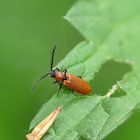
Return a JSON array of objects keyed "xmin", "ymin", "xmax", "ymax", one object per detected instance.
[
  {"xmin": 50, "ymin": 46, "xmax": 56, "ymax": 71},
  {"xmin": 32, "ymin": 73, "xmax": 50, "ymax": 91}
]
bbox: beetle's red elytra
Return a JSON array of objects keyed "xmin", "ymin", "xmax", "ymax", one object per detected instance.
[{"xmin": 33, "ymin": 46, "xmax": 92, "ymax": 95}]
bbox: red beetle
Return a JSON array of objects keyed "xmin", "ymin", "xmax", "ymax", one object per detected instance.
[{"xmin": 33, "ymin": 46, "xmax": 91, "ymax": 95}]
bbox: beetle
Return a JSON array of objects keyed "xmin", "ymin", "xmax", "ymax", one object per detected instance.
[{"xmin": 33, "ymin": 46, "xmax": 92, "ymax": 95}]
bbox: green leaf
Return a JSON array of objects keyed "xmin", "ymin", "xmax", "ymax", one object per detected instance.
[{"xmin": 29, "ymin": 0, "xmax": 140, "ymax": 139}]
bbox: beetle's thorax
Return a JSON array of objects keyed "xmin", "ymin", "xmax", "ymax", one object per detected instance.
[
  {"xmin": 55, "ymin": 71, "xmax": 65, "ymax": 81},
  {"xmin": 50, "ymin": 69, "xmax": 65, "ymax": 81}
]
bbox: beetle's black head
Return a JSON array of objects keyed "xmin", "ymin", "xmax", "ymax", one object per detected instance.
[
  {"xmin": 50, "ymin": 69, "xmax": 56, "ymax": 77},
  {"xmin": 50, "ymin": 68, "xmax": 59, "ymax": 77}
]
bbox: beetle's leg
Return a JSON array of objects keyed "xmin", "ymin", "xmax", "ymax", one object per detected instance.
[
  {"xmin": 62, "ymin": 69, "xmax": 67, "ymax": 74},
  {"xmin": 56, "ymin": 68, "xmax": 60, "ymax": 71},
  {"xmin": 71, "ymin": 90, "xmax": 79, "ymax": 97},
  {"xmin": 77, "ymin": 76, "xmax": 81, "ymax": 79},
  {"xmin": 58, "ymin": 82, "xmax": 63, "ymax": 94},
  {"xmin": 53, "ymin": 80, "xmax": 58, "ymax": 84},
  {"xmin": 63, "ymin": 77, "xmax": 67, "ymax": 80},
  {"xmin": 63, "ymin": 69, "xmax": 67, "ymax": 73},
  {"xmin": 63, "ymin": 69, "xmax": 67, "ymax": 80},
  {"xmin": 71, "ymin": 90, "xmax": 75, "ymax": 95}
]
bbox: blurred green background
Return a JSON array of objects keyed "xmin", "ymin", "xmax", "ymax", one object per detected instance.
[{"xmin": 0, "ymin": 0, "xmax": 140, "ymax": 139}]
